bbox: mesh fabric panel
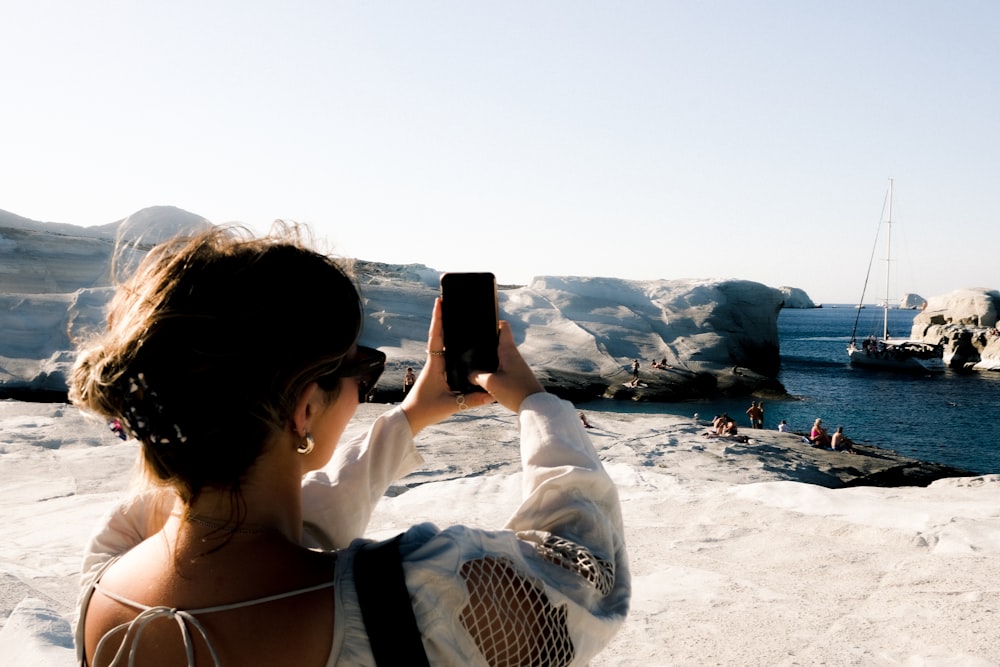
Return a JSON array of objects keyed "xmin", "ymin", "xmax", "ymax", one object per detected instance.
[
  {"xmin": 459, "ymin": 555, "xmax": 575, "ymax": 667},
  {"xmin": 535, "ymin": 535, "xmax": 615, "ymax": 597}
]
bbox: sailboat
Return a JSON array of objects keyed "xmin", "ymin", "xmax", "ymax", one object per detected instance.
[{"xmin": 846, "ymin": 179, "xmax": 945, "ymax": 373}]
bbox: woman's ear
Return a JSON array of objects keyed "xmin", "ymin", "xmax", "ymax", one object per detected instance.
[{"xmin": 292, "ymin": 382, "xmax": 320, "ymax": 437}]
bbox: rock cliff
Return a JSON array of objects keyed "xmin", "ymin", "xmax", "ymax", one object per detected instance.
[
  {"xmin": 2, "ymin": 211, "xmax": 787, "ymax": 402},
  {"xmin": 356, "ymin": 267, "xmax": 786, "ymax": 402},
  {"xmin": 910, "ymin": 288, "xmax": 1000, "ymax": 370},
  {"xmin": 899, "ymin": 293, "xmax": 927, "ymax": 309},
  {"xmin": 777, "ymin": 286, "xmax": 817, "ymax": 308}
]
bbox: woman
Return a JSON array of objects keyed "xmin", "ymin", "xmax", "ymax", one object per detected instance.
[
  {"xmin": 810, "ymin": 418, "xmax": 831, "ymax": 447},
  {"xmin": 71, "ymin": 227, "xmax": 628, "ymax": 666}
]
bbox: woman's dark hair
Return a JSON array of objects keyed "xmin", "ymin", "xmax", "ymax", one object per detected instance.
[{"xmin": 70, "ymin": 224, "xmax": 362, "ymax": 503}]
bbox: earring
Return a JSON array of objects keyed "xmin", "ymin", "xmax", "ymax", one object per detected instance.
[{"xmin": 296, "ymin": 433, "xmax": 315, "ymax": 455}]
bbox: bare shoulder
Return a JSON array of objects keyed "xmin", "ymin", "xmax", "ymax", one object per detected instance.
[{"xmin": 85, "ymin": 537, "xmax": 339, "ymax": 666}]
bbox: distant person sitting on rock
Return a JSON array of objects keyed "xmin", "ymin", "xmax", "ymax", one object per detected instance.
[
  {"xmin": 702, "ymin": 414, "xmax": 747, "ymax": 442},
  {"xmin": 579, "ymin": 411, "xmax": 594, "ymax": 429},
  {"xmin": 724, "ymin": 416, "xmax": 738, "ymax": 435},
  {"xmin": 108, "ymin": 418, "xmax": 128, "ymax": 441},
  {"xmin": 810, "ymin": 418, "xmax": 831, "ymax": 447},
  {"xmin": 777, "ymin": 419, "xmax": 790, "ymax": 433},
  {"xmin": 830, "ymin": 426, "xmax": 856, "ymax": 454},
  {"xmin": 712, "ymin": 414, "xmax": 738, "ymax": 436},
  {"xmin": 711, "ymin": 414, "xmax": 725, "ymax": 433}
]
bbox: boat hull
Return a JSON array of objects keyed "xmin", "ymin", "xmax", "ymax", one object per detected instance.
[{"xmin": 847, "ymin": 343, "xmax": 946, "ymax": 373}]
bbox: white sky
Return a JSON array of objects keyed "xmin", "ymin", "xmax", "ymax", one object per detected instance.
[{"xmin": 2, "ymin": 1, "xmax": 998, "ymax": 304}]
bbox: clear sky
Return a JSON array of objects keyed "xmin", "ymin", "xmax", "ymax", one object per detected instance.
[{"xmin": 3, "ymin": 1, "xmax": 998, "ymax": 304}]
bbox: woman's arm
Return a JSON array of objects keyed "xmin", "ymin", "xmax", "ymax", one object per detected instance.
[
  {"xmin": 446, "ymin": 392, "xmax": 629, "ymax": 666},
  {"xmin": 300, "ymin": 406, "xmax": 424, "ymax": 550},
  {"xmin": 302, "ymin": 297, "xmax": 498, "ymax": 550},
  {"xmin": 509, "ymin": 392, "xmax": 626, "ymax": 575},
  {"xmin": 468, "ymin": 322, "xmax": 625, "ymax": 588}
]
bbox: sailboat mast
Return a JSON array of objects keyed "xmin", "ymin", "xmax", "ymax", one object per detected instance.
[{"xmin": 883, "ymin": 178, "xmax": 893, "ymax": 340}]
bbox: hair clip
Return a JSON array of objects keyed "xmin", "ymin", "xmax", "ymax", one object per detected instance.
[{"xmin": 120, "ymin": 374, "xmax": 188, "ymax": 447}]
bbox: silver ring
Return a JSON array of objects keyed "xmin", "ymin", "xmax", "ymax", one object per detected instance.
[
  {"xmin": 456, "ymin": 394, "xmax": 469, "ymax": 410},
  {"xmin": 428, "ymin": 350, "xmax": 446, "ymax": 356}
]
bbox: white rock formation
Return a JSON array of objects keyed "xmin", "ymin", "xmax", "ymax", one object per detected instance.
[
  {"xmin": 916, "ymin": 289, "xmax": 999, "ymax": 328},
  {"xmin": 355, "ymin": 272, "xmax": 784, "ymax": 399},
  {"xmin": 777, "ymin": 286, "xmax": 817, "ymax": 308},
  {"xmin": 0, "ymin": 288, "xmax": 112, "ymax": 390},
  {"xmin": 899, "ymin": 293, "xmax": 927, "ymax": 309},
  {"xmin": 2, "ymin": 211, "xmax": 785, "ymax": 400},
  {"xmin": 911, "ymin": 288, "xmax": 1000, "ymax": 370}
]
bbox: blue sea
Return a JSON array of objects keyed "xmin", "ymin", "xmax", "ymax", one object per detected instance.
[{"xmin": 586, "ymin": 306, "xmax": 1000, "ymax": 475}]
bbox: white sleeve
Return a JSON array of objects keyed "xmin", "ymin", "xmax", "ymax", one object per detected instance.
[
  {"xmin": 507, "ymin": 393, "xmax": 626, "ymax": 556},
  {"xmin": 395, "ymin": 393, "xmax": 629, "ymax": 666},
  {"xmin": 507, "ymin": 392, "xmax": 630, "ymax": 658},
  {"xmin": 301, "ymin": 405, "xmax": 425, "ymax": 550}
]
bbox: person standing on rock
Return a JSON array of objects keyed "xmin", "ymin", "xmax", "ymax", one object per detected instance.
[
  {"xmin": 746, "ymin": 401, "xmax": 763, "ymax": 429},
  {"xmin": 402, "ymin": 366, "xmax": 417, "ymax": 396}
]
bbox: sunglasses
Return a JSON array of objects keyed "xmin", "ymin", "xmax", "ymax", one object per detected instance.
[{"xmin": 318, "ymin": 345, "xmax": 386, "ymax": 402}]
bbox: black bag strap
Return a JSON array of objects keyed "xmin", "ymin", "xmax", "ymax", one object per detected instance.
[{"xmin": 353, "ymin": 534, "xmax": 431, "ymax": 667}]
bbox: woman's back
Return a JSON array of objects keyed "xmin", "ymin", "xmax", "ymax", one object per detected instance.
[
  {"xmin": 83, "ymin": 528, "xmax": 339, "ymax": 666},
  {"xmin": 72, "ymin": 229, "xmax": 628, "ymax": 665}
]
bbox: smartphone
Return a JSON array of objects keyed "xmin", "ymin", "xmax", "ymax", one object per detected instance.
[{"xmin": 440, "ymin": 272, "xmax": 500, "ymax": 393}]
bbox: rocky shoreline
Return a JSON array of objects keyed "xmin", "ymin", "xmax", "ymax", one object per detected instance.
[
  {"xmin": 2, "ymin": 399, "xmax": 997, "ymax": 666},
  {"xmin": 369, "ymin": 402, "xmax": 977, "ymax": 490},
  {"xmin": 695, "ymin": 427, "xmax": 979, "ymax": 489},
  {"xmin": 911, "ymin": 288, "xmax": 1000, "ymax": 370}
]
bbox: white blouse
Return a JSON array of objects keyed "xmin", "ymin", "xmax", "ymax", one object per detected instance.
[{"xmin": 77, "ymin": 393, "xmax": 629, "ymax": 666}]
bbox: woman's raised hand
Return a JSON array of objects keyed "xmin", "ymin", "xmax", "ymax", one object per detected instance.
[
  {"xmin": 401, "ymin": 299, "xmax": 545, "ymax": 434},
  {"xmin": 400, "ymin": 298, "xmax": 495, "ymax": 435},
  {"xmin": 470, "ymin": 321, "xmax": 544, "ymax": 413}
]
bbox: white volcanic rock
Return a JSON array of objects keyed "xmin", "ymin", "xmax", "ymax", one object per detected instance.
[
  {"xmin": 355, "ymin": 273, "xmax": 785, "ymax": 400},
  {"xmin": 977, "ymin": 335, "xmax": 1000, "ymax": 371},
  {"xmin": 0, "ymin": 208, "xmax": 109, "ymax": 238},
  {"xmin": 0, "ymin": 226, "xmax": 114, "ymax": 294},
  {"xmin": 916, "ymin": 288, "xmax": 999, "ymax": 328},
  {"xmin": 2, "ymin": 212, "xmax": 785, "ymax": 401},
  {"xmin": 0, "ymin": 401, "xmax": 992, "ymax": 665},
  {"xmin": 0, "ymin": 206, "xmax": 209, "ymax": 295},
  {"xmin": 911, "ymin": 288, "xmax": 1000, "ymax": 369},
  {"xmin": 106, "ymin": 206, "xmax": 212, "ymax": 247},
  {"xmin": 515, "ymin": 276, "xmax": 782, "ymax": 392},
  {"xmin": 899, "ymin": 292, "xmax": 927, "ymax": 309},
  {"xmin": 777, "ymin": 286, "xmax": 817, "ymax": 308},
  {"xmin": 2, "ymin": 289, "xmax": 111, "ymax": 358}
]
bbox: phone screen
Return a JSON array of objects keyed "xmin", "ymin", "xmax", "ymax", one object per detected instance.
[{"xmin": 440, "ymin": 272, "xmax": 499, "ymax": 393}]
